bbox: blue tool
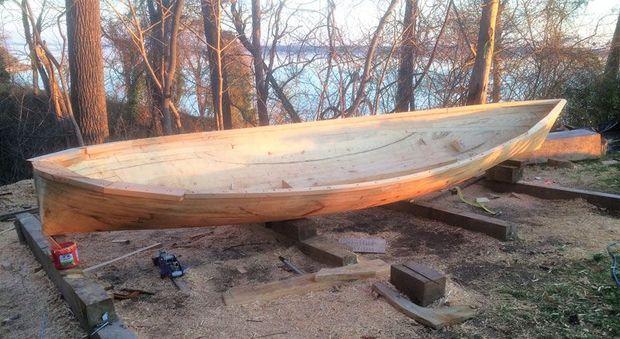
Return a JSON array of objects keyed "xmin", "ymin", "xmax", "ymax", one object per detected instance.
[{"xmin": 152, "ymin": 250, "xmax": 184, "ymax": 279}]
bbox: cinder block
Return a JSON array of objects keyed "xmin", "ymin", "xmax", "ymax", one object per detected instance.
[{"xmin": 390, "ymin": 263, "xmax": 446, "ymax": 306}]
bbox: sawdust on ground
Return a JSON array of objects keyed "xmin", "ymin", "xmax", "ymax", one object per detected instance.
[{"xmin": 0, "ymin": 158, "xmax": 618, "ymax": 338}]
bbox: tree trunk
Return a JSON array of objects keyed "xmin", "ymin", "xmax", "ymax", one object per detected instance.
[
  {"xmin": 252, "ymin": 0, "xmax": 269, "ymax": 125},
  {"xmin": 65, "ymin": 0, "xmax": 108, "ymax": 144},
  {"xmin": 491, "ymin": 1, "xmax": 504, "ymax": 103},
  {"xmin": 201, "ymin": 0, "xmax": 233, "ymax": 130},
  {"xmin": 466, "ymin": 0, "xmax": 499, "ymax": 105},
  {"xmin": 346, "ymin": 0, "xmax": 399, "ymax": 116},
  {"xmin": 395, "ymin": 0, "xmax": 418, "ymax": 112},
  {"xmin": 604, "ymin": 11, "xmax": 620, "ymax": 82}
]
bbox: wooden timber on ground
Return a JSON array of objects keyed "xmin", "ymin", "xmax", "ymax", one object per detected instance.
[
  {"xmin": 486, "ymin": 164, "xmax": 524, "ymax": 183},
  {"xmin": 513, "ymin": 128, "xmax": 605, "ymax": 163},
  {"xmin": 482, "ymin": 180, "xmax": 620, "ymax": 212},
  {"xmin": 384, "ymin": 201, "xmax": 516, "ymax": 241},
  {"xmin": 372, "ymin": 282, "xmax": 476, "ymax": 330},
  {"xmin": 83, "ymin": 242, "xmax": 162, "ymax": 272},
  {"xmin": 390, "ymin": 263, "xmax": 446, "ymax": 306},
  {"xmin": 13, "ymin": 213, "xmax": 135, "ymax": 338},
  {"xmin": 29, "ymin": 99, "xmax": 565, "ymax": 235},
  {"xmin": 298, "ymin": 235, "xmax": 358, "ymax": 266},
  {"xmin": 265, "ymin": 218, "xmax": 318, "ymax": 241},
  {"xmin": 222, "ymin": 260, "xmax": 387, "ymax": 305}
]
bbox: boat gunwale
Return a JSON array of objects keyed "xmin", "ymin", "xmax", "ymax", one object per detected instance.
[{"xmin": 30, "ymin": 99, "xmax": 566, "ymax": 200}]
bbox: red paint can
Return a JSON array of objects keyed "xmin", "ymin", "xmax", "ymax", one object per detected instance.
[{"xmin": 51, "ymin": 242, "xmax": 79, "ymax": 270}]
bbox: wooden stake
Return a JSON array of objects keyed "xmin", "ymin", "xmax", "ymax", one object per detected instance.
[{"xmin": 84, "ymin": 243, "xmax": 162, "ymax": 272}]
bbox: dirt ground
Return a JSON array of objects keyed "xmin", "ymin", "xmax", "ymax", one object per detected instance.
[{"xmin": 0, "ymin": 158, "xmax": 618, "ymax": 338}]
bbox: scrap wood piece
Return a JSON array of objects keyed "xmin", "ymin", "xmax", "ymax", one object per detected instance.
[
  {"xmin": 314, "ymin": 259, "xmax": 389, "ymax": 282},
  {"xmin": 372, "ymin": 282, "xmax": 475, "ymax": 330},
  {"xmin": 222, "ymin": 273, "xmax": 335, "ymax": 305},
  {"xmin": 338, "ymin": 237, "xmax": 387, "ymax": 253},
  {"xmin": 84, "ymin": 243, "xmax": 162, "ymax": 273}
]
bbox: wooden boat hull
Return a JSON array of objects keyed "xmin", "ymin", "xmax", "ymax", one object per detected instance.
[{"xmin": 31, "ymin": 99, "xmax": 566, "ymax": 235}]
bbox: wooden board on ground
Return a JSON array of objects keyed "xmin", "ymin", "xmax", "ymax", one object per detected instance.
[
  {"xmin": 384, "ymin": 201, "xmax": 516, "ymax": 241},
  {"xmin": 223, "ymin": 274, "xmax": 332, "ymax": 305},
  {"xmin": 482, "ymin": 180, "xmax": 620, "ymax": 211},
  {"xmin": 338, "ymin": 237, "xmax": 387, "ymax": 253},
  {"xmin": 513, "ymin": 129, "xmax": 605, "ymax": 163},
  {"xmin": 298, "ymin": 235, "xmax": 358, "ymax": 266},
  {"xmin": 84, "ymin": 242, "xmax": 162, "ymax": 272},
  {"xmin": 13, "ymin": 213, "xmax": 135, "ymax": 338},
  {"xmin": 314, "ymin": 259, "xmax": 389, "ymax": 282},
  {"xmin": 372, "ymin": 282, "xmax": 476, "ymax": 330},
  {"xmin": 223, "ymin": 260, "xmax": 388, "ymax": 305}
]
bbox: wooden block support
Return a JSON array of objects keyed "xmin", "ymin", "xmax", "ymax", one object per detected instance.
[
  {"xmin": 298, "ymin": 235, "xmax": 358, "ymax": 266},
  {"xmin": 265, "ymin": 218, "xmax": 318, "ymax": 241},
  {"xmin": 513, "ymin": 129, "xmax": 605, "ymax": 163},
  {"xmin": 486, "ymin": 165, "xmax": 523, "ymax": 183},
  {"xmin": 14, "ymin": 213, "xmax": 135, "ymax": 337},
  {"xmin": 385, "ymin": 201, "xmax": 517, "ymax": 241},
  {"xmin": 482, "ymin": 180, "xmax": 620, "ymax": 212},
  {"xmin": 390, "ymin": 263, "xmax": 446, "ymax": 306}
]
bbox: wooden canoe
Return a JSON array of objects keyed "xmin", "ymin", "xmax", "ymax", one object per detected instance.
[{"xmin": 31, "ymin": 99, "xmax": 566, "ymax": 235}]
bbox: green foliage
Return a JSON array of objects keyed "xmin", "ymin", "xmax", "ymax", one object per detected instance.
[
  {"xmin": 563, "ymin": 73, "xmax": 620, "ymax": 128},
  {"xmin": 495, "ymin": 256, "xmax": 620, "ymax": 337}
]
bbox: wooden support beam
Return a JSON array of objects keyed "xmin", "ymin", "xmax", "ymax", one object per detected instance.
[
  {"xmin": 513, "ymin": 129, "xmax": 605, "ymax": 163},
  {"xmin": 13, "ymin": 213, "xmax": 135, "ymax": 338},
  {"xmin": 385, "ymin": 201, "xmax": 516, "ymax": 241},
  {"xmin": 314, "ymin": 259, "xmax": 388, "ymax": 282},
  {"xmin": 265, "ymin": 218, "xmax": 318, "ymax": 241},
  {"xmin": 390, "ymin": 263, "xmax": 446, "ymax": 306},
  {"xmin": 372, "ymin": 282, "xmax": 476, "ymax": 330},
  {"xmin": 298, "ymin": 235, "xmax": 358, "ymax": 266},
  {"xmin": 486, "ymin": 164, "xmax": 523, "ymax": 183},
  {"xmin": 482, "ymin": 180, "xmax": 620, "ymax": 211}
]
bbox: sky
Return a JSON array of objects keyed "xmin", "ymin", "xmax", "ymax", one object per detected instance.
[{"xmin": 0, "ymin": 0, "xmax": 618, "ymax": 63}]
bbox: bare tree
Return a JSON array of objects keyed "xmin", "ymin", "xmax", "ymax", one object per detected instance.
[
  {"xmin": 66, "ymin": 0, "xmax": 109, "ymax": 144},
  {"xmin": 395, "ymin": 0, "xmax": 417, "ymax": 112},
  {"xmin": 202, "ymin": 0, "xmax": 233, "ymax": 129},
  {"xmin": 251, "ymin": 0, "xmax": 269, "ymax": 125},
  {"xmin": 346, "ymin": 0, "xmax": 400, "ymax": 116},
  {"xmin": 466, "ymin": 0, "xmax": 499, "ymax": 105},
  {"xmin": 604, "ymin": 11, "xmax": 620, "ymax": 82},
  {"xmin": 491, "ymin": 1, "xmax": 504, "ymax": 102},
  {"xmin": 230, "ymin": 1, "xmax": 302, "ymax": 123}
]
